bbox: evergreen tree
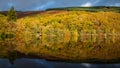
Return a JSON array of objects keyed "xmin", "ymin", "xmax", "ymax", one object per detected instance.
[{"xmin": 7, "ymin": 6, "xmax": 17, "ymax": 22}]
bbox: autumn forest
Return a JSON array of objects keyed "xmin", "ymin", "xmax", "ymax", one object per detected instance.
[{"xmin": 0, "ymin": 7, "xmax": 120, "ymax": 63}]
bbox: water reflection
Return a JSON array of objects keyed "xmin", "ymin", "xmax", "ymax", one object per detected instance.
[
  {"xmin": 0, "ymin": 35, "xmax": 120, "ymax": 63},
  {"xmin": 0, "ymin": 58, "xmax": 120, "ymax": 68}
]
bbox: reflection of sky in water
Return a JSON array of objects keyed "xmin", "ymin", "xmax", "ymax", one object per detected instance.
[{"xmin": 0, "ymin": 58, "xmax": 120, "ymax": 68}]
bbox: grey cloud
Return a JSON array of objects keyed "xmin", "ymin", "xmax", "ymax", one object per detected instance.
[{"xmin": 0, "ymin": 0, "xmax": 120, "ymax": 11}]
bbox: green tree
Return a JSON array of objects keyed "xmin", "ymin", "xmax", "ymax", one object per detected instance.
[{"xmin": 7, "ymin": 6, "xmax": 17, "ymax": 22}]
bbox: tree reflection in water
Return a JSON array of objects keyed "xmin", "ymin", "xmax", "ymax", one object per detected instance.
[{"xmin": 0, "ymin": 35, "xmax": 120, "ymax": 63}]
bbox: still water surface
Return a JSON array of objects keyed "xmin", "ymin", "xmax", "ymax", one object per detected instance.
[
  {"xmin": 0, "ymin": 35, "xmax": 120, "ymax": 68},
  {"xmin": 0, "ymin": 58, "xmax": 120, "ymax": 68}
]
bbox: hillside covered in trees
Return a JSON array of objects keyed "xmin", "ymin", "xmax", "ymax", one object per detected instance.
[{"xmin": 0, "ymin": 9, "xmax": 120, "ymax": 41}]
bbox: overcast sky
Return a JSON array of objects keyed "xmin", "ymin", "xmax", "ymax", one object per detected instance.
[{"xmin": 0, "ymin": 0, "xmax": 120, "ymax": 11}]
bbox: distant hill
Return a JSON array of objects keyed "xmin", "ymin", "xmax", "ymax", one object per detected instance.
[
  {"xmin": 46, "ymin": 6, "xmax": 120, "ymax": 12},
  {"xmin": 0, "ymin": 6, "xmax": 119, "ymax": 18},
  {"xmin": 0, "ymin": 10, "xmax": 66, "ymax": 18},
  {"xmin": 0, "ymin": 11, "xmax": 45, "ymax": 18}
]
